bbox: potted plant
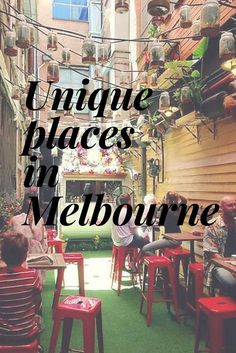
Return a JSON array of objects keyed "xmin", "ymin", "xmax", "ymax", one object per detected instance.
[
  {"xmin": 82, "ymin": 38, "xmax": 96, "ymax": 65},
  {"xmin": 62, "ymin": 48, "xmax": 70, "ymax": 65},
  {"xmin": 47, "ymin": 60, "xmax": 60, "ymax": 82},
  {"xmin": 98, "ymin": 43, "xmax": 109, "ymax": 64}
]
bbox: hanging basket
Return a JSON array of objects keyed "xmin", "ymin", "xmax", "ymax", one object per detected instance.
[
  {"xmin": 82, "ymin": 38, "xmax": 96, "ymax": 65},
  {"xmin": 98, "ymin": 43, "xmax": 109, "ymax": 64},
  {"xmin": 147, "ymin": 0, "xmax": 170, "ymax": 17},
  {"xmin": 62, "ymin": 48, "xmax": 71, "ymax": 65},
  {"xmin": 200, "ymin": 0, "xmax": 220, "ymax": 37},
  {"xmin": 47, "ymin": 60, "xmax": 60, "ymax": 82},
  {"xmin": 16, "ymin": 15, "xmax": 31, "ymax": 49},
  {"xmin": 47, "ymin": 31, "xmax": 58, "ymax": 51}
]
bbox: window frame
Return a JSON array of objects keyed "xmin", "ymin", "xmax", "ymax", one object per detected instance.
[{"xmin": 52, "ymin": 0, "xmax": 89, "ymax": 22}]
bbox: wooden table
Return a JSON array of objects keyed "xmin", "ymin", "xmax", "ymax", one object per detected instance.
[
  {"xmin": 164, "ymin": 232, "xmax": 204, "ymax": 262},
  {"xmin": 0, "ymin": 253, "xmax": 66, "ymax": 309},
  {"xmin": 212, "ymin": 258, "xmax": 236, "ymax": 275}
]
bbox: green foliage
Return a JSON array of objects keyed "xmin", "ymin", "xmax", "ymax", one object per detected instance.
[
  {"xmin": 147, "ymin": 24, "xmax": 161, "ymax": 39},
  {"xmin": 66, "ymin": 238, "xmax": 113, "ymax": 252},
  {"xmin": 0, "ymin": 193, "xmax": 22, "ymax": 231},
  {"xmin": 192, "ymin": 38, "xmax": 209, "ymax": 60}
]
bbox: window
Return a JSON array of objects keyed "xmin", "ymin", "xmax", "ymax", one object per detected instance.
[
  {"xmin": 56, "ymin": 67, "xmax": 89, "ymax": 113},
  {"xmin": 53, "ymin": 0, "xmax": 88, "ymax": 21}
]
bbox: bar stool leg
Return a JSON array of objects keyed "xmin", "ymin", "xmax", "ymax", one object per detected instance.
[
  {"xmin": 61, "ymin": 318, "xmax": 73, "ymax": 353},
  {"xmin": 48, "ymin": 318, "xmax": 61, "ymax": 353},
  {"xmin": 168, "ymin": 266, "xmax": 180, "ymax": 323},
  {"xmin": 146, "ymin": 265, "xmax": 155, "ymax": 326},
  {"xmin": 209, "ymin": 316, "xmax": 224, "ymax": 353},
  {"xmin": 96, "ymin": 311, "xmax": 104, "ymax": 353},
  {"xmin": 117, "ymin": 250, "xmax": 125, "ymax": 296},
  {"xmin": 194, "ymin": 306, "xmax": 202, "ymax": 353},
  {"xmin": 140, "ymin": 264, "xmax": 147, "ymax": 314},
  {"xmin": 78, "ymin": 261, "xmax": 85, "ymax": 296},
  {"xmin": 83, "ymin": 317, "xmax": 95, "ymax": 353}
]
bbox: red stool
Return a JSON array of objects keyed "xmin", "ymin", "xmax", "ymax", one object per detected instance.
[
  {"xmin": 195, "ymin": 296, "xmax": 236, "ymax": 353},
  {"xmin": 63, "ymin": 253, "xmax": 85, "ymax": 296},
  {"xmin": 186, "ymin": 262, "xmax": 204, "ymax": 312},
  {"xmin": 0, "ymin": 339, "xmax": 39, "ymax": 353},
  {"xmin": 111, "ymin": 244, "xmax": 141, "ymax": 295},
  {"xmin": 47, "ymin": 230, "xmax": 64, "ymax": 253},
  {"xmin": 163, "ymin": 247, "xmax": 191, "ymax": 285},
  {"xmin": 49, "ymin": 295, "xmax": 104, "ymax": 353},
  {"xmin": 140, "ymin": 256, "xmax": 180, "ymax": 326}
]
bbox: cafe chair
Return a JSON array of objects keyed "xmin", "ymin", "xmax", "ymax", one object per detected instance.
[
  {"xmin": 140, "ymin": 256, "xmax": 180, "ymax": 326},
  {"xmin": 186, "ymin": 262, "xmax": 204, "ymax": 312},
  {"xmin": 49, "ymin": 295, "xmax": 104, "ymax": 353},
  {"xmin": 111, "ymin": 244, "xmax": 141, "ymax": 295},
  {"xmin": 194, "ymin": 296, "xmax": 236, "ymax": 353},
  {"xmin": 163, "ymin": 247, "xmax": 191, "ymax": 286},
  {"xmin": 0, "ymin": 339, "xmax": 39, "ymax": 353}
]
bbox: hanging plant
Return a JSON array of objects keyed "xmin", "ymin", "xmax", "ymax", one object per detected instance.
[
  {"xmin": 16, "ymin": 15, "xmax": 30, "ymax": 49},
  {"xmin": 148, "ymin": 24, "xmax": 162, "ymax": 39},
  {"xmin": 47, "ymin": 60, "xmax": 60, "ymax": 82},
  {"xmin": 82, "ymin": 38, "xmax": 96, "ymax": 65},
  {"xmin": 97, "ymin": 43, "xmax": 109, "ymax": 64},
  {"xmin": 192, "ymin": 20, "xmax": 202, "ymax": 41},
  {"xmin": 149, "ymin": 41, "xmax": 165, "ymax": 69},
  {"xmin": 179, "ymin": 5, "xmax": 192, "ymax": 28},
  {"xmin": 4, "ymin": 31, "xmax": 18, "ymax": 57},
  {"xmin": 200, "ymin": 0, "xmax": 220, "ymax": 37},
  {"xmin": 47, "ymin": 31, "xmax": 58, "ymax": 51},
  {"xmin": 62, "ymin": 48, "xmax": 71, "ymax": 65}
]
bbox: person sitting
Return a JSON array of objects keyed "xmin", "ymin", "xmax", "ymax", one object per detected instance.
[
  {"xmin": 0, "ymin": 232, "xmax": 42, "ymax": 345},
  {"xmin": 141, "ymin": 191, "xmax": 187, "ymax": 254},
  {"xmin": 204, "ymin": 194, "xmax": 236, "ymax": 299},
  {"xmin": 112, "ymin": 193, "xmax": 150, "ymax": 271}
]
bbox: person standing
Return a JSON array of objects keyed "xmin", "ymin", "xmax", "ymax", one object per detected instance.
[{"xmin": 204, "ymin": 194, "xmax": 236, "ymax": 299}]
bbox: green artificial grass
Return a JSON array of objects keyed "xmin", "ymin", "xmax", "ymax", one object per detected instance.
[{"xmin": 41, "ymin": 250, "xmax": 195, "ymax": 353}]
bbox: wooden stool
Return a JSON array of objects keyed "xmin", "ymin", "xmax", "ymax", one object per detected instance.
[
  {"xmin": 163, "ymin": 247, "xmax": 191, "ymax": 286},
  {"xmin": 111, "ymin": 244, "xmax": 141, "ymax": 295},
  {"xmin": 140, "ymin": 256, "xmax": 180, "ymax": 326},
  {"xmin": 49, "ymin": 295, "xmax": 104, "ymax": 353},
  {"xmin": 186, "ymin": 262, "xmax": 204, "ymax": 312},
  {"xmin": 195, "ymin": 296, "xmax": 236, "ymax": 353},
  {"xmin": 63, "ymin": 253, "xmax": 85, "ymax": 296},
  {"xmin": 0, "ymin": 339, "xmax": 39, "ymax": 353}
]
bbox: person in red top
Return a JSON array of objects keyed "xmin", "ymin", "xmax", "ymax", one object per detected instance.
[{"xmin": 0, "ymin": 232, "xmax": 42, "ymax": 345}]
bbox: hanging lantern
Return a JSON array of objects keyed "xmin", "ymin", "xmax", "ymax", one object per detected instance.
[
  {"xmin": 220, "ymin": 32, "xmax": 236, "ymax": 71},
  {"xmin": 159, "ymin": 91, "xmax": 170, "ymax": 110},
  {"xmin": 192, "ymin": 20, "xmax": 202, "ymax": 41},
  {"xmin": 97, "ymin": 43, "xmax": 109, "ymax": 64},
  {"xmin": 11, "ymin": 85, "xmax": 21, "ymax": 100},
  {"xmin": 115, "ymin": 0, "xmax": 129, "ymax": 14},
  {"xmin": 200, "ymin": 0, "xmax": 220, "ymax": 37},
  {"xmin": 16, "ymin": 15, "xmax": 30, "ymax": 49},
  {"xmin": 150, "ymin": 72, "xmax": 158, "ymax": 87},
  {"xmin": 47, "ymin": 60, "xmax": 60, "ymax": 82},
  {"xmin": 180, "ymin": 86, "xmax": 192, "ymax": 104},
  {"xmin": 179, "ymin": 5, "xmax": 192, "ymax": 28},
  {"xmin": 150, "ymin": 41, "xmax": 165, "ymax": 69},
  {"xmin": 140, "ymin": 71, "xmax": 148, "ymax": 87},
  {"xmin": 47, "ymin": 31, "xmax": 58, "ymax": 51},
  {"xmin": 147, "ymin": 0, "xmax": 170, "ymax": 17},
  {"xmin": 62, "ymin": 48, "xmax": 71, "ymax": 65},
  {"xmin": 82, "ymin": 38, "xmax": 96, "ymax": 65},
  {"xmin": 4, "ymin": 31, "xmax": 18, "ymax": 57}
]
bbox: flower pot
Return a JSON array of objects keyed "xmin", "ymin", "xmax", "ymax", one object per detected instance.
[
  {"xmin": 62, "ymin": 48, "xmax": 70, "ymax": 64},
  {"xmin": 82, "ymin": 38, "xmax": 96, "ymax": 65},
  {"xmin": 98, "ymin": 43, "xmax": 109, "ymax": 64},
  {"xmin": 180, "ymin": 86, "xmax": 192, "ymax": 104},
  {"xmin": 159, "ymin": 92, "xmax": 170, "ymax": 110},
  {"xmin": 150, "ymin": 41, "xmax": 165, "ymax": 69},
  {"xmin": 147, "ymin": 0, "xmax": 170, "ymax": 16},
  {"xmin": 16, "ymin": 15, "xmax": 30, "ymax": 49},
  {"xmin": 115, "ymin": 0, "xmax": 129, "ymax": 14},
  {"xmin": 219, "ymin": 32, "xmax": 236, "ymax": 66}
]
